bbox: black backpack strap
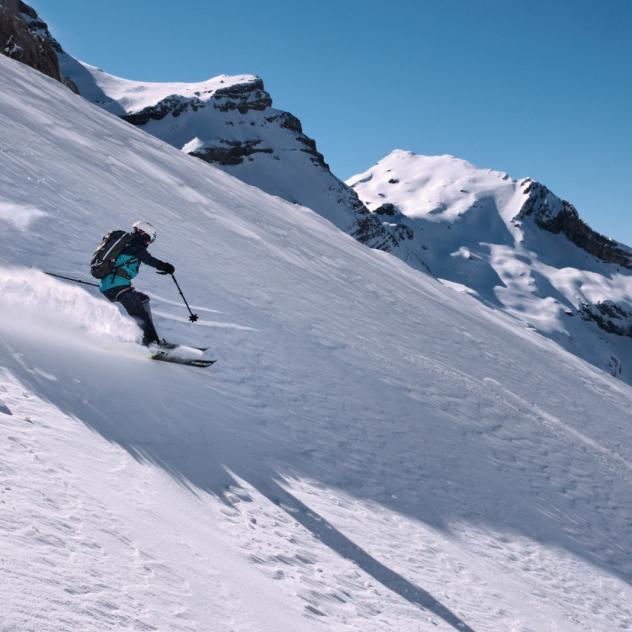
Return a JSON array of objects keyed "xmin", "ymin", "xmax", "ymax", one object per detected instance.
[{"xmin": 108, "ymin": 256, "xmax": 139, "ymax": 282}]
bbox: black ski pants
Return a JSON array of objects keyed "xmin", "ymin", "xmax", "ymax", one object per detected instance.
[{"xmin": 104, "ymin": 286, "xmax": 159, "ymax": 346}]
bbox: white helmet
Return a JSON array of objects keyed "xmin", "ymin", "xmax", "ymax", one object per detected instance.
[{"xmin": 132, "ymin": 220, "xmax": 156, "ymax": 243}]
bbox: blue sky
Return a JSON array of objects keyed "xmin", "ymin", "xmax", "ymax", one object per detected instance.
[{"xmin": 36, "ymin": 0, "xmax": 632, "ymax": 244}]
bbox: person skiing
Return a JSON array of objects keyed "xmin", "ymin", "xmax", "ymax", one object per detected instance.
[{"xmin": 98, "ymin": 221, "xmax": 174, "ymax": 346}]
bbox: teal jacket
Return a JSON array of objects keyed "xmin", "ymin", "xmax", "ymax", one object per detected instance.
[{"xmin": 99, "ymin": 233, "xmax": 166, "ymax": 293}]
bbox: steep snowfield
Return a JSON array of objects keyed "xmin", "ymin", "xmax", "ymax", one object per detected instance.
[
  {"xmin": 2, "ymin": 55, "xmax": 632, "ymax": 632},
  {"xmin": 348, "ymin": 150, "xmax": 632, "ymax": 382}
]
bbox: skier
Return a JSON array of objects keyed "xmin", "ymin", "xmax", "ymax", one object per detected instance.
[{"xmin": 98, "ymin": 221, "xmax": 174, "ymax": 346}]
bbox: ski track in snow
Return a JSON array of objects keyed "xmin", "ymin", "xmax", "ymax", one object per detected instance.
[
  {"xmin": 152, "ymin": 309, "xmax": 257, "ymax": 331},
  {"xmin": 1, "ymin": 55, "xmax": 632, "ymax": 631}
]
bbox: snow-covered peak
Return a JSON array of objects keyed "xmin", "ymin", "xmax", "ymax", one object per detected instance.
[
  {"xmin": 348, "ymin": 149, "xmax": 632, "ymax": 381},
  {"xmin": 347, "ymin": 149, "xmax": 520, "ymax": 224},
  {"xmin": 70, "ymin": 61, "xmax": 262, "ymax": 114}
]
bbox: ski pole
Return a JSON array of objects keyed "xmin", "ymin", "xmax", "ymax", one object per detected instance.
[
  {"xmin": 45, "ymin": 272, "xmax": 100, "ymax": 288},
  {"xmin": 170, "ymin": 274, "xmax": 199, "ymax": 322}
]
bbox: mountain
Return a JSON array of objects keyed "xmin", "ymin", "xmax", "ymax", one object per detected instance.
[
  {"xmin": 2, "ymin": 53, "xmax": 632, "ymax": 631},
  {"xmin": 0, "ymin": 1, "xmax": 411, "ymax": 253},
  {"xmin": 59, "ymin": 59, "xmax": 419, "ymax": 254},
  {"xmin": 347, "ymin": 150, "xmax": 632, "ymax": 382}
]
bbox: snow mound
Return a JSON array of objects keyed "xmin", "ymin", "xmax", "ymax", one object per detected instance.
[
  {"xmin": 0, "ymin": 266, "xmax": 139, "ymax": 343},
  {"xmin": 0, "ymin": 200, "xmax": 48, "ymax": 230}
]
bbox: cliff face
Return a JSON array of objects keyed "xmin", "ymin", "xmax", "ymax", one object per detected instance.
[
  {"xmin": 0, "ymin": 0, "xmax": 79, "ymax": 92},
  {"xmin": 517, "ymin": 179, "xmax": 632, "ymax": 269},
  {"xmin": 579, "ymin": 301, "xmax": 632, "ymax": 338},
  {"xmin": 121, "ymin": 78, "xmax": 273, "ymax": 129},
  {"xmin": 0, "ymin": 0, "xmax": 60, "ymax": 80}
]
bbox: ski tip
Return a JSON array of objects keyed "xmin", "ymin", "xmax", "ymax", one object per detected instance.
[{"xmin": 190, "ymin": 359, "xmax": 217, "ymax": 368}]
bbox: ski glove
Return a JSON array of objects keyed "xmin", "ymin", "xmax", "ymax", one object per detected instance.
[{"xmin": 157, "ymin": 261, "xmax": 175, "ymax": 274}]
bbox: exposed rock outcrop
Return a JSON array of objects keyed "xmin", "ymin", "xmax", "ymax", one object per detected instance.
[
  {"xmin": 190, "ymin": 140, "xmax": 273, "ymax": 166},
  {"xmin": 518, "ymin": 179, "xmax": 632, "ymax": 269},
  {"xmin": 352, "ymin": 213, "xmax": 413, "ymax": 251},
  {"xmin": 122, "ymin": 79, "xmax": 272, "ymax": 127},
  {"xmin": 373, "ymin": 203, "xmax": 399, "ymax": 217},
  {"xmin": 213, "ymin": 78, "xmax": 272, "ymax": 113},
  {"xmin": 579, "ymin": 301, "xmax": 632, "ymax": 337},
  {"xmin": 122, "ymin": 96, "xmax": 196, "ymax": 126},
  {"xmin": 0, "ymin": 0, "xmax": 60, "ymax": 80},
  {"xmin": 0, "ymin": 0, "xmax": 78, "ymax": 92}
]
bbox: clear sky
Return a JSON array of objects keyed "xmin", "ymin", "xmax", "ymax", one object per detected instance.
[{"xmin": 35, "ymin": 0, "xmax": 632, "ymax": 244}]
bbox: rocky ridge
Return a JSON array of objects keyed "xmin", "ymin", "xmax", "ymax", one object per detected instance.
[
  {"xmin": 517, "ymin": 179, "xmax": 632, "ymax": 269},
  {"xmin": 580, "ymin": 301, "xmax": 632, "ymax": 337},
  {"xmin": 59, "ymin": 60, "xmax": 411, "ymax": 253},
  {"xmin": 120, "ymin": 78, "xmax": 273, "ymax": 128},
  {"xmin": 0, "ymin": 0, "xmax": 77, "ymax": 91},
  {"xmin": 0, "ymin": 0, "xmax": 60, "ymax": 81}
]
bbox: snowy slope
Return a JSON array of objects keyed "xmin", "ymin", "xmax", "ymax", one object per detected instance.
[
  {"xmin": 2, "ymin": 55, "xmax": 632, "ymax": 632},
  {"xmin": 348, "ymin": 150, "xmax": 632, "ymax": 382},
  {"xmin": 5, "ymin": 2, "xmax": 631, "ymax": 386},
  {"xmin": 61, "ymin": 52, "xmax": 632, "ymax": 385}
]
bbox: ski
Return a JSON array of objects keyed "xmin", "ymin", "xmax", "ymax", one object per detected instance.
[
  {"xmin": 154, "ymin": 341, "xmax": 209, "ymax": 352},
  {"xmin": 150, "ymin": 352, "xmax": 216, "ymax": 368},
  {"xmin": 149, "ymin": 342, "xmax": 216, "ymax": 368}
]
